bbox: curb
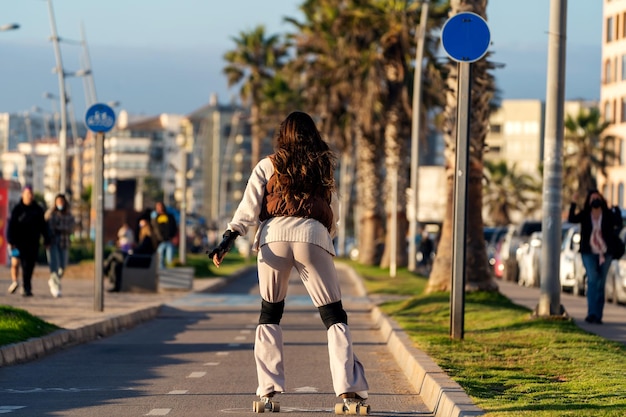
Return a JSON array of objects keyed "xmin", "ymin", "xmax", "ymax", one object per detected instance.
[
  {"xmin": 0, "ymin": 304, "xmax": 161, "ymax": 368},
  {"xmin": 0, "ymin": 269, "xmax": 249, "ymax": 368},
  {"xmin": 336, "ymin": 263, "xmax": 484, "ymax": 417}
]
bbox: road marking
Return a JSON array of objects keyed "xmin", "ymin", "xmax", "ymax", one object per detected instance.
[
  {"xmin": 146, "ymin": 409, "xmax": 171, "ymax": 416},
  {"xmin": 240, "ymin": 329, "xmax": 252, "ymax": 334},
  {"xmin": 187, "ymin": 372, "xmax": 206, "ymax": 378},
  {"xmin": 234, "ymin": 335, "xmax": 246, "ymax": 341},
  {"xmin": 217, "ymin": 351, "xmax": 229, "ymax": 356},
  {"xmin": 294, "ymin": 386, "xmax": 319, "ymax": 393},
  {"xmin": 204, "ymin": 362, "xmax": 220, "ymax": 366},
  {"xmin": 167, "ymin": 390, "xmax": 188, "ymax": 395},
  {"xmin": 0, "ymin": 406, "xmax": 26, "ymax": 414}
]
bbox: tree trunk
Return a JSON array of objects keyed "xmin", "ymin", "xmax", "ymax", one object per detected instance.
[{"xmin": 355, "ymin": 125, "xmax": 384, "ymax": 266}]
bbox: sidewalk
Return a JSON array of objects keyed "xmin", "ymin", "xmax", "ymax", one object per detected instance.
[{"xmin": 496, "ymin": 279, "xmax": 626, "ymax": 345}]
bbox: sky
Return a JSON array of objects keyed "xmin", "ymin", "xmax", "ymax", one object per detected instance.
[{"xmin": 0, "ymin": 0, "xmax": 603, "ymax": 120}]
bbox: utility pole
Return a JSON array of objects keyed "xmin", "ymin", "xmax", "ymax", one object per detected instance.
[
  {"xmin": 537, "ymin": 0, "xmax": 568, "ymax": 317},
  {"xmin": 47, "ymin": 0, "xmax": 69, "ymax": 195},
  {"xmin": 408, "ymin": 0, "xmax": 430, "ymax": 272}
]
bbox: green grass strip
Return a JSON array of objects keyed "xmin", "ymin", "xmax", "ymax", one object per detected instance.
[{"xmin": 0, "ymin": 305, "xmax": 59, "ymax": 347}]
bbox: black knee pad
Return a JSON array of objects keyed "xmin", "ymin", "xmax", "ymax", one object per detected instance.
[
  {"xmin": 259, "ymin": 299, "xmax": 285, "ymax": 325},
  {"xmin": 318, "ymin": 300, "xmax": 347, "ymax": 330}
]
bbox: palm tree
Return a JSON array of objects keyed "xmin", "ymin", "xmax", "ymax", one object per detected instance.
[
  {"xmin": 223, "ymin": 26, "xmax": 289, "ymax": 168},
  {"xmin": 287, "ymin": 0, "xmax": 387, "ymax": 265},
  {"xmin": 563, "ymin": 107, "xmax": 618, "ymax": 206},
  {"xmin": 483, "ymin": 160, "xmax": 542, "ymax": 226},
  {"xmin": 427, "ymin": 0, "xmax": 498, "ymax": 293}
]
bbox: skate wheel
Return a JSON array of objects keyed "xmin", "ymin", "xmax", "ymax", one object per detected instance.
[
  {"xmin": 335, "ymin": 403, "xmax": 345, "ymax": 414},
  {"xmin": 359, "ymin": 404, "xmax": 370, "ymax": 415},
  {"xmin": 348, "ymin": 403, "xmax": 358, "ymax": 414},
  {"xmin": 253, "ymin": 400, "xmax": 265, "ymax": 413},
  {"xmin": 270, "ymin": 401, "xmax": 280, "ymax": 412}
]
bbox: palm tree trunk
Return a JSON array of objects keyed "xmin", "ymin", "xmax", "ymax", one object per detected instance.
[
  {"xmin": 355, "ymin": 125, "xmax": 384, "ymax": 265},
  {"xmin": 250, "ymin": 104, "xmax": 262, "ymax": 168}
]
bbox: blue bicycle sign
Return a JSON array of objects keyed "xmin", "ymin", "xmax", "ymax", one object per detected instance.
[{"xmin": 85, "ymin": 103, "xmax": 116, "ymax": 133}]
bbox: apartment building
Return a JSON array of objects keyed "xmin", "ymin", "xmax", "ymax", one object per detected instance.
[
  {"xmin": 485, "ymin": 99, "xmax": 595, "ymax": 183},
  {"xmin": 599, "ymin": 0, "xmax": 626, "ymax": 206}
]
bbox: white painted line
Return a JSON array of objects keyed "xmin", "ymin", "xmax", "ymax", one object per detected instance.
[
  {"xmin": 204, "ymin": 362, "xmax": 220, "ymax": 366},
  {"xmin": 187, "ymin": 372, "xmax": 207, "ymax": 378},
  {"xmin": 146, "ymin": 409, "xmax": 171, "ymax": 416},
  {"xmin": 167, "ymin": 390, "xmax": 188, "ymax": 394},
  {"xmin": 0, "ymin": 406, "xmax": 27, "ymax": 414},
  {"xmin": 234, "ymin": 336, "xmax": 246, "ymax": 341},
  {"xmin": 240, "ymin": 329, "xmax": 252, "ymax": 334},
  {"xmin": 217, "ymin": 351, "xmax": 229, "ymax": 356},
  {"xmin": 294, "ymin": 386, "xmax": 319, "ymax": 393}
]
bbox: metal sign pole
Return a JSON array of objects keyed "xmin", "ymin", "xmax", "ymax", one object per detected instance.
[
  {"xmin": 85, "ymin": 103, "xmax": 115, "ymax": 312},
  {"xmin": 450, "ymin": 62, "xmax": 471, "ymax": 340},
  {"xmin": 94, "ymin": 131, "xmax": 104, "ymax": 311},
  {"xmin": 440, "ymin": 11, "xmax": 490, "ymax": 341}
]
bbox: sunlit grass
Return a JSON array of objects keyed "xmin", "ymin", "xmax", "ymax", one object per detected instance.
[
  {"xmin": 338, "ymin": 259, "xmax": 626, "ymax": 417},
  {"xmin": 0, "ymin": 305, "xmax": 59, "ymax": 347}
]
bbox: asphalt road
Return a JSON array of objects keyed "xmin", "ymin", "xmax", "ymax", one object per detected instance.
[{"xmin": 1, "ymin": 268, "xmax": 432, "ymax": 416}]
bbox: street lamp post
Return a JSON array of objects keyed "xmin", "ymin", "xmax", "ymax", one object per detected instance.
[{"xmin": 47, "ymin": 0, "xmax": 69, "ymax": 195}]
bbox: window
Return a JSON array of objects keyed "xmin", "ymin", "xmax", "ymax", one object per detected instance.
[
  {"xmin": 608, "ymin": 16, "xmax": 615, "ymax": 42},
  {"xmin": 490, "ymin": 124, "xmax": 501, "ymax": 134},
  {"xmin": 622, "ymin": 97, "xmax": 626, "ymax": 123},
  {"xmin": 605, "ymin": 59, "xmax": 612, "ymax": 84},
  {"xmin": 622, "ymin": 55, "xmax": 626, "ymax": 80},
  {"xmin": 605, "ymin": 100, "xmax": 612, "ymax": 122}
]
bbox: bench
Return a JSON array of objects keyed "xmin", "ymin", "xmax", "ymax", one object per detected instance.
[
  {"xmin": 120, "ymin": 254, "xmax": 158, "ymax": 293},
  {"xmin": 158, "ymin": 267, "xmax": 194, "ymax": 291}
]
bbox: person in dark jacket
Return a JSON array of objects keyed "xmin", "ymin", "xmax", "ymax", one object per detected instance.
[
  {"xmin": 7, "ymin": 185, "xmax": 51, "ymax": 296},
  {"xmin": 151, "ymin": 201, "xmax": 177, "ymax": 269},
  {"xmin": 568, "ymin": 189, "xmax": 622, "ymax": 324}
]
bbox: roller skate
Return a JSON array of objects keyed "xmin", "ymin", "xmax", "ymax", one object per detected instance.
[
  {"xmin": 335, "ymin": 393, "xmax": 370, "ymax": 415},
  {"xmin": 252, "ymin": 391, "xmax": 280, "ymax": 413}
]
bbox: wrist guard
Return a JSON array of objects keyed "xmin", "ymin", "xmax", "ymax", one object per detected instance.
[{"xmin": 207, "ymin": 230, "xmax": 240, "ymax": 259}]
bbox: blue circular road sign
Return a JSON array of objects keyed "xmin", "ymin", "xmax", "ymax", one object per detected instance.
[
  {"xmin": 85, "ymin": 103, "xmax": 116, "ymax": 133},
  {"xmin": 441, "ymin": 12, "xmax": 490, "ymax": 63}
]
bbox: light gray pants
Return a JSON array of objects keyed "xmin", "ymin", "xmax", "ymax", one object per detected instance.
[{"xmin": 255, "ymin": 241, "xmax": 369, "ymax": 397}]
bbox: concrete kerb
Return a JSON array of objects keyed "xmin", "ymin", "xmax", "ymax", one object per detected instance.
[
  {"xmin": 335, "ymin": 263, "xmax": 484, "ymax": 417},
  {"xmin": 0, "ymin": 267, "xmax": 247, "ymax": 368}
]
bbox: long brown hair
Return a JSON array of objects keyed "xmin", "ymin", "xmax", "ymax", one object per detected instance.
[{"xmin": 271, "ymin": 111, "xmax": 336, "ymax": 202}]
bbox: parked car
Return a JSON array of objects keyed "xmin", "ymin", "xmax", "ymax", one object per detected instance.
[
  {"xmin": 560, "ymin": 224, "xmax": 586, "ymax": 295},
  {"xmin": 517, "ymin": 231, "xmax": 542, "ymax": 287},
  {"xmin": 517, "ymin": 223, "xmax": 577, "ymax": 288},
  {"xmin": 485, "ymin": 226, "xmax": 507, "ymax": 276},
  {"xmin": 605, "ymin": 227, "xmax": 626, "ymax": 304},
  {"xmin": 500, "ymin": 220, "xmax": 542, "ymax": 282}
]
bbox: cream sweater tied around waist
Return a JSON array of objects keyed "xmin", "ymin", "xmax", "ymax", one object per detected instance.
[{"xmin": 226, "ymin": 157, "xmax": 339, "ymax": 256}]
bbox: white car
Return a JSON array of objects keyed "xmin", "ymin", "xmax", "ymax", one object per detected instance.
[
  {"xmin": 559, "ymin": 224, "xmax": 586, "ymax": 295},
  {"xmin": 605, "ymin": 227, "xmax": 626, "ymax": 304}
]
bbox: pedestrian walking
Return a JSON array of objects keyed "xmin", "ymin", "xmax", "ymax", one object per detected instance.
[
  {"xmin": 208, "ymin": 111, "xmax": 369, "ymax": 414},
  {"xmin": 568, "ymin": 189, "xmax": 623, "ymax": 324},
  {"xmin": 7, "ymin": 185, "xmax": 51, "ymax": 297},
  {"xmin": 44, "ymin": 193, "xmax": 75, "ymax": 298},
  {"xmin": 151, "ymin": 201, "xmax": 177, "ymax": 268}
]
